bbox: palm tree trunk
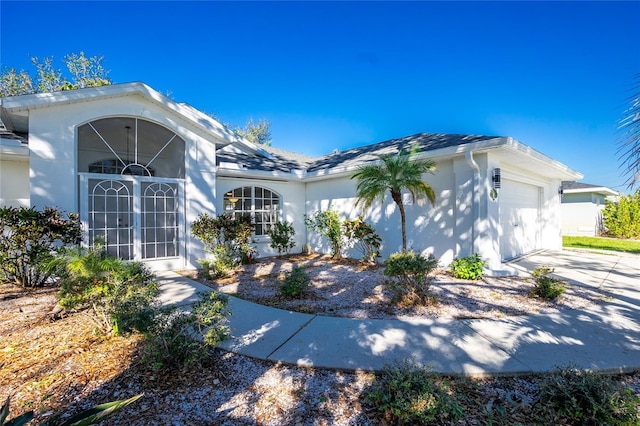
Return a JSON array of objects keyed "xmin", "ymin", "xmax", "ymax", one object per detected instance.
[{"xmin": 390, "ymin": 189, "xmax": 407, "ymax": 252}]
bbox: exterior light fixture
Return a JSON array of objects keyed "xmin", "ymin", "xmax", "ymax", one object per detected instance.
[{"xmin": 492, "ymin": 168, "xmax": 501, "ymax": 189}]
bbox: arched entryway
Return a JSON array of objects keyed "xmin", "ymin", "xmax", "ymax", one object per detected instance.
[{"xmin": 77, "ymin": 117, "xmax": 186, "ymax": 268}]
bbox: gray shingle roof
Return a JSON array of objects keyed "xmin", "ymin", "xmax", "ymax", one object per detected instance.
[
  {"xmin": 562, "ymin": 181, "xmax": 605, "ymax": 190},
  {"xmin": 217, "ymin": 132, "xmax": 499, "ymax": 173}
]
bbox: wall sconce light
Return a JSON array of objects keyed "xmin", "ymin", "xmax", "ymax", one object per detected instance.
[
  {"xmin": 492, "ymin": 168, "xmax": 501, "ymax": 189},
  {"xmin": 558, "ymin": 186, "xmax": 564, "ymax": 197}
]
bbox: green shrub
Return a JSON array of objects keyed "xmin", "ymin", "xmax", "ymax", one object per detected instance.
[
  {"xmin": 530, "ymin": 267, "xmax": 566, "ymax": 300},
  {"xmin": 0, "ymin": 206, "xmax": 81, "ymax": 287},
  {"xmin": 266, "ymin": 220, "xmax": 296, "ymax": 255},
  {"xmin": 197, "ymin": 246, "xmax": 236, "ymax": 279},
  {"xmin": 2, "ymin": 394, "xmax": 143, "ymax": 426},
  {"xmin": 602, "ymin": 190, "xmax": 640, "ymax": 239},
  {"xmin": 191, "ymin": 213, "xmax": 257, "ymax": 271},
  {"xmin": 305, "ymin": 210, "xmax": 344, "ymax": 259},
  {"xmin": 280, "ymin": 265, "xmax": 310, "ymax": 298},
  {"xmin": 343, "ymin": 216, "xmax": 382, "ymax": 263},
  {"xmin": 449, "ymin": 253, "xmax": 486, "ymax": 280},
  {"xmin": 364, "ymin": 361, "xmax": 464, "ymax": 425},
  {"xmin": 141, "ymin": 291, "xmax": 229, "ymax": 369},
  {"xmin": 383, "ymin": 251, "xmax": 438, "ymax": 306},
  {"xmin": 55, "ymin": 246, "xmax": 158, "ymax": 335},
  {"xmin": 537, "ymin": 365, "xmax": 640, "ymax": 425}
]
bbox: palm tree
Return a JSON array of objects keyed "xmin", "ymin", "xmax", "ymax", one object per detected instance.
[
  {"xmin": 351, "ymin": 148, "xmax": 437, "ymax": 252},
  {"xmin": 619, "ymin": 73, "xmax": 640, "ymax": 189}
]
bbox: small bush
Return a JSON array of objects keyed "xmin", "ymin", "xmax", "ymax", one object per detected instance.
[
  {"xmin": 266, "ymin": 220, "xmax": 296, "ymax": 255},
  {"xmin": 530, "ymin": 267, "xmax": 566, "ymax": 300},
  {"xmin": 198, "ymin": 246, "xmax": 236, "ymax": 279},
  {"xmin": 343, "ymin": 216, "xmax": 381, "ymax": 263},
  {"xmin": 280, "ymin": 265, "xmax": 310, "ymax": 298},
  {"xmin": 450, "ymin": 253, "xmax": 486, "ymax": 280},
  {"xmin": 364, "ymin": 361, "xmax": 464, "ymax": 425},
  {"xmin": 383, "ymin": 251, "xmax": 438, "ymax": 306},
  {"xmin": 191, "ymin": 213, "xmax": 257, "ymax": 270},
  {"xmin": 305, "ymin": 210, "xmax": 344, "ymax": 259},
  {"xmin": 141, "ymin": 291, "xmax": 230, "ymax": 369},
  {"xmin": 55, "ymin": 246, "xmax": 158, "ymax": 335},
  {"xmin": 537, "ymin": 365, "xmax": 640, "ymax": 425},
  {"xmin": 0, "ymin": 206, "xmax": 81, "ymax": 287}
]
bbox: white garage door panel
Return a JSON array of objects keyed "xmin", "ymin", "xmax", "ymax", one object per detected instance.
[{"xmin": 500, "ymin": 180, "xmax": 540, "ymax": 260}]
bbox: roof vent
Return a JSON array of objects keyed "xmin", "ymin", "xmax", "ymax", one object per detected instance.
[{"xmin": 332, "ymin": 148, "xmax": 340, "ymax": 154}]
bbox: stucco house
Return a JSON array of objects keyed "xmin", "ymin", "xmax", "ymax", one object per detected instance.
[
  {"xmin": 561, "ymin": 181, "xmax": 619, "ymax": 236},
  {"xmin": 0, "ymin": 82, "xmax": 582, "ymax": 272}
]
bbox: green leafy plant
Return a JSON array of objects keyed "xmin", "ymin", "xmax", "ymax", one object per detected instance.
[
  {"xmin": 266, "ymin": 220, "xmax": 296, "ymax": 255},
  {"xmin": 191, "ymin": 213, "xmax": 257, "ymax": 275},
  {"xmin": 197, "ymin": 246, "xmax": 236, "ymax": 279},
  {"xmin": 450, "ymin": 253, "xmax": 486, "ymax": 280},
  {"xmin": 537, "ymin": 365, "xmax": 640, "ymax": 425},
  {"xmin": 54, "ymin": 246, "xmax": 158, "ymax": 335},
  {"xmin": 364, "ymin": 361, "xmax": 464, "ymax": 425},
  {"xmin": 1, "ymin": 396, "xmax": 33, "ymax": 426},
  {"xmin": 0, "ymin": 206, "xmax": 81, "ymax": 287},
  {"xmin": 602, "ymin": 190, "xmax": 640, "ymax": 239},
  {"xmin": 305, "ymin": 210, "xmax": 344, "ymax": 259},
  {"xmin": 530, "ymin": 267, "xmax": 566, "ymax": 300},
  {"xmin": 342, "ymin": 216, "xmax": 382, "ymax": 263},
  {"xmin": 383, "ymin": 251, "xmax": 439, "ymax": 305},
  {"xmin": 141, "ymin": 291, "xmax": 230, "ymax": 369},
  {"xmin": 1, "ymin": 394, "xmax": 142, "ymax": 426},
  {"xmin": 279, "ymin": 265, "xmax": 311, "ymax": 298}
]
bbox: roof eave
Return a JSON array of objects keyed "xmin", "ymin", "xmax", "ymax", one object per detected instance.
[{"xmin": 1, "ymin": 82, "xmax": 243, "ymax": 147}]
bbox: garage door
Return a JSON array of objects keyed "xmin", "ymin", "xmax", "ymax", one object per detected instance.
[{"xmin": 500, "ymin": 179, "xmax": 541, "ymax": 260}]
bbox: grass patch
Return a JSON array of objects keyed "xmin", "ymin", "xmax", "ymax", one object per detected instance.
[{"xmin": 563, "ymin": 236, "xmax": 640, "ymax": 254}]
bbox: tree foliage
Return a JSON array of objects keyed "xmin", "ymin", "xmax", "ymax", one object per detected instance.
[
  {"xmin": 305, "ymin": 210, "xmax": 344, "ymax": 259},
  {"xmin": 0, "ymin": 206, "xmax": 81, "ymax": 287},
  {"xmin": 618, "ymin": 73, "xmax": 640, "ymax": 189},
  {"xmin": 0, "ymin": 51, "xmax": 111, "ymax": 97},
  {"xmin": 601, "ymin": 190, "xmax": 640, "ymax": 239},
  {"xmin": 236, "ymin": 118, "xmax": 272, "ymax": 146},
  {"xmin": 351, "ymin": 148, "xmax": 437, "ymax": 252}
]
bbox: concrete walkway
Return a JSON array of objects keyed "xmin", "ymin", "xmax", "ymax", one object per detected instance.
[{"xmin": 156, "ymin": 249, "xmax": 639, "ymax": 376}]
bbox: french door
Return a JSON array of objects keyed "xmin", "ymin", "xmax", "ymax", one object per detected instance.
[{"xmin": 79, "ymin": 173, "xmax": 184, "ymax": 265}]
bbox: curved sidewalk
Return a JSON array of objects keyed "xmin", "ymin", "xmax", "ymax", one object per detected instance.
[{"xmin": 157, "ymin": 250, "xmax": 640, "ymax": 376}]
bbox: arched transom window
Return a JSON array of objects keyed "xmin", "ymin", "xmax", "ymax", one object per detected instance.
[
  {"xmin": 78, "ymin": 117, "xmax": 185, "ymax": 178},
  {"xmin": 224, "ymin": 186, "xmax": 280, "ymax": 236}
]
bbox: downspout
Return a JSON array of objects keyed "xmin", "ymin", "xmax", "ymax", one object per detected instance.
[{"xmin": 465, "ymin": 150, "xmax": 480, "ymax": 254}]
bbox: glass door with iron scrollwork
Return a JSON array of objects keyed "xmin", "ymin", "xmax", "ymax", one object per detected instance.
[{"xmin": 77, "ymin": 117, "xmax": 186, "ymax": 264}]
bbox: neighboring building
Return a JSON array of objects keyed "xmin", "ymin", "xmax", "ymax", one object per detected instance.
[
  {"xmin": 0, "ymin": 83, "xmax": 582, "ymax": 272},
  {"xmin": 561, "ymin": 181, "xmax": 619, "ymax": 236}
]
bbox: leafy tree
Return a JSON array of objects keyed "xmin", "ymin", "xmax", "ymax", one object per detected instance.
[
  {"xmin": 601, "ymin": 190, "xmax": 640, "ymax": 239},
  {"xmin": 0, "ymin": 51, "xmax": 111, "ymax": 97},
  {"xmin": 266, "ymin": 220, "xmax": 296, "ymax": 255},
  {"xmin": 305, "ymin": 210, "xmax": 344, "ymax": 259},
  {"xmin": 618, "ymin": 73, "xmax": 640, "ymax": 189},
  {"xmin": 351, "ymin": 148, "xmax": 437, "ymax": 252},
  {"xmin": 236, "ymin": 118, "xmax": 272, "ymax": 146}
]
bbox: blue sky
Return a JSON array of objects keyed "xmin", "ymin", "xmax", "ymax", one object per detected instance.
[{"xmin": 2, "ymin": 1, "xmax": 639, "ymax": 192}]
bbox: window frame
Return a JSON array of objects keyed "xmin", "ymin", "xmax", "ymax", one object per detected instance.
[{"xmin": 223, "ymin": 186, "xmax": 281, "ymax": 238}]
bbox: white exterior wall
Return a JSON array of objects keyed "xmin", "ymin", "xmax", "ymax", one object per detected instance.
[
  {"xmin": 25, "ymin": 94, "xmax": 222, "ymax": 270},
  {"xmin": 305, "ymin": 161, "xmax": 459, "ymax": 267},
  {"xmin": 216, "ymin": 177, "xmax": 307, "ymax": 257},
  {"xmin": 0, "ymin": 159, "xmax": 30, "ymax": 207},
  {"xmin": 561, "ymin": 195, "xmax": 606, "ymax": 236}
]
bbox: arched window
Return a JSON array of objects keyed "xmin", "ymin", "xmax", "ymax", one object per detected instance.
[{"xmin": 224, "ymin": 186, "xmax": 280, "ymax": 236}]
